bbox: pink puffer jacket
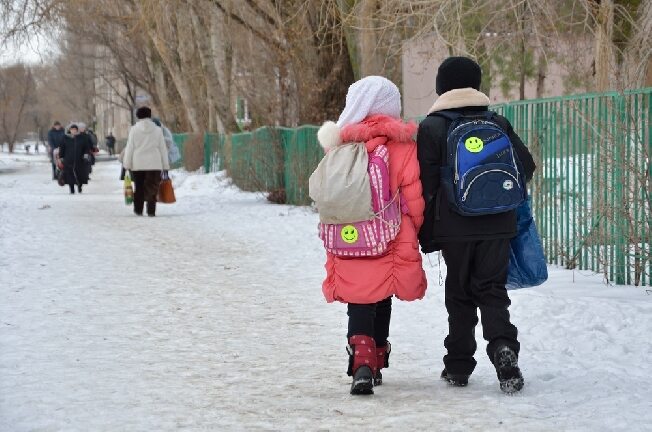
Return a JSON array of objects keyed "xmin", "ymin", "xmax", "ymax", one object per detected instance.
[{"xmin": 321, "ymin": 115, "xmax": 427, "ymax": 304}]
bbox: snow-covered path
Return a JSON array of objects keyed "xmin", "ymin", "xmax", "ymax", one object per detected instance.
[{"xmin": 1, "ymin": 155, "xmax": 651, "ymax": 431}]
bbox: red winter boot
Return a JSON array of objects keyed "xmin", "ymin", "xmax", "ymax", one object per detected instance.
[
  {"xmin": 374, "ymin": 342, "xmax": 391, "ymax": 386},
  {"xmin": 347, "ymin": 335, "xmax": 377, "ymax": 395}
]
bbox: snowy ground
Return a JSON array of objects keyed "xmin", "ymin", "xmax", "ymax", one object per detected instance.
[{"xmin": 1, "ymin": 154, "xmax": 651, "ymax": 432}]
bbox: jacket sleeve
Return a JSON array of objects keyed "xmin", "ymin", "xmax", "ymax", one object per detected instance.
[
  {"xmin": 416, "ymin": 116, "xmax": 445, "ymax": 253},
  {"xmin": 123, "ymin": 128, "xmax": 135, "ymax": 170},
  {"xmin": 47, "ymin": 130, "xmax": 54, "ymax": 148},
  {"xmin": 496, "ymin": 115, "xmax": 536, "ymax": 182},
  {"xmin": 400, "ymin": 144, "xmax": 425, "ymax": 231},
  {"xmin": 416, "ymin": 118, "xmax": 443, "ymax": 203},
  {"xmin": 158, "ymin": 130, "xmax": 170, "ymax": 170},
  {"xmin": 84, "ymin": 135, "xmax": 93, "ymax": 154}
]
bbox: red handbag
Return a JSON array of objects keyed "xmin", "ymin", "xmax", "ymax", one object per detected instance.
[{"xmin": 157, "ymin": 171, "xmax": 176, "ymax": 204}]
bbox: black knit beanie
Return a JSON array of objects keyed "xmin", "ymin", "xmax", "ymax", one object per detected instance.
[
  {"xmin": 136, "ymin": 106, "xmax": 152, "ymax": 119},
  {"xmin": 436, "ymin": 57, "xmax": 482, "ymax": 95}
]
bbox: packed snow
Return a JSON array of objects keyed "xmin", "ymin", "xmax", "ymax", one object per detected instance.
[{"xmin": 1, "ymin": 151, "xmax": 651, "ymax": 431}]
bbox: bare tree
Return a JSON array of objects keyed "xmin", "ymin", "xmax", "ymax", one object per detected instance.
[{"xmin": 0, "ymin": 63, "xmax": 36, "ymax": 152}]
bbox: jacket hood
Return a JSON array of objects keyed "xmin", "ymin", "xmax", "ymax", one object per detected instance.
[
  {"xmin": 428, "ymin": 88, "xmax": 490, "ymax": 114},
  {"xmin": 317, "ymin": 115, "xmax": 417, "ymax": 151},
  {"xmin": 135, "ymin": 118, "xmax": 159, "ymax": 132}
]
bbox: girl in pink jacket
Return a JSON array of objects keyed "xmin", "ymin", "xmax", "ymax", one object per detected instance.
[{"xmin": 317, "ymin": 76, "xmax": 427, "ymax": 395}]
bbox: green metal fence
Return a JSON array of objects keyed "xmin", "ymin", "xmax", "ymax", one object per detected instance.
[
  {"xmin": 280, "ymin": 126, "xmax": 323, "ymax": 205},
  {"xmin": 203, "ymin": 125, "xmax": 323, "ymax": 204},
  {"xmin": 494, "ymin": 88, "xmax": 651, "ymax": 286},
  {"xmin": 189, "ymin": 87, "xmax": 652, "ymax": 286}
]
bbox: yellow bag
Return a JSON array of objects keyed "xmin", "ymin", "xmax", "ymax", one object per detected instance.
[{"xmin": 124, "ymin": 173, "xmax": 133, "ymax": 205}]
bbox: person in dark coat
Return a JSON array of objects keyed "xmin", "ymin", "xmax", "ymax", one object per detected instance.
[
  {"xmin": 47, "ymin": 121, "xmax": 65, "ymax": 180},
  {"xmin": 79, "ymin": 123, "xmax": 98, "ymax": 173},
  {"xmin": 416, "ymin": 57, "xmax": 536, "ymax": 394},
  {"xmin": 105, "ymin": 132, "xmax": 116, "ymax": 156},
  {"xmin": 59, "ymin": 124, "xmax": 92, "ymax": 194}
]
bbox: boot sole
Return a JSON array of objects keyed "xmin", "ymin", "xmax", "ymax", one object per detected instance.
[
  {"xmin": 495, "ymin": 348, "xmax": 524, "ymax": 394},
  {"xmin": 350, "ymin": 377, "xmax": 374, "ymax": 395}
]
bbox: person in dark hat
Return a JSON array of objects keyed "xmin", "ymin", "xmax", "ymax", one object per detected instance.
[
  {"xmin": 416, "ymin": 56, "xmax": 536, "ymax": 393},
  {"xmin": 47, "ymin": 121, "xmax": 65, "ymax": 180}
]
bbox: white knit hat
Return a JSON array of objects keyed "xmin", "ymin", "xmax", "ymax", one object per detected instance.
[{"xmin": 336, "ymin": 76, "xmax": 401, "ymax": 128}]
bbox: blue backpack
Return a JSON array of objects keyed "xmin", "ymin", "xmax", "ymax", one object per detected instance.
[{"xmin": 433, "ymin": 111, "xmax": 526, "ymax": 216}]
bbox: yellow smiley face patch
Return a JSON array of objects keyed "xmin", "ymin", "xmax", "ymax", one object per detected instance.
[
  {"xmin": 341, "ymin": 225, "xmax": 359, "ymax": 244},
  {"xmin": 465, "ymin": 136, "xmax": 484, "ymax": 153}
]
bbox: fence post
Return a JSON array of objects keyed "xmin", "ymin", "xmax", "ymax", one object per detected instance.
[
  {"xmin": 203, "ymin": 132, "xmax": 210, "ymax": 174},
  {"xmin": 614, "ymin": 94, "xmax": 627, "ymax": 284},
  {"xmin": 503, "ymin": 103, "xmax": 514, "ymax": 123}
]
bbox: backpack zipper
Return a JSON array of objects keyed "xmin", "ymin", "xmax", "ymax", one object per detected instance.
[
  {"xmin": 461, "ymin": 169, "xmax": 519, "ymax": 202},
  {"xmin": 510, "ymin": 147, "xmax": 520, "ymax": 184}
]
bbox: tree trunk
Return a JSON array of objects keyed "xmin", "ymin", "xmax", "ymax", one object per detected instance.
[
  {"xmin": 209, "ymin": 2, "xmax": 239, "ymax": 132},
  {"xmin": 594, "ymin": 0, "xmax": 615, "ymax": 92},
  {"xmin": 137, "ymin": 2, "xmax": 202, "ymax": 132},
  {"xmin": 358, "ymin": 0, "xmax": 381, "ymax": 77},
  {"xmin": 536, "ymin": 48, "xmax": 547, "ymax": 99}
]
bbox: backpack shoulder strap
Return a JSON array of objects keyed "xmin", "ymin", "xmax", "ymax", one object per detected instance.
[{"xmin": 482, "ymin": 110, "xmax": 501, "ymax": 123}]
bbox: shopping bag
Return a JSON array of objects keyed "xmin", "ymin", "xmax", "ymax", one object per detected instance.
[
  {"xmin": 124, "ymin": 173, "xmax": 133, "ymax": 205},
  {"xmin": 57, "ymin": 169, "xmax": 65, "ymax": 187},
  {"xmin": 157, "ymin": 171, "xmax": 176, "ymax": 204},
  {"xmin": 506, "ymin": 198, "xmax": 548, "ymax": 289}
]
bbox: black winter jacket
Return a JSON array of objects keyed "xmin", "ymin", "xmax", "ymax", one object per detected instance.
[
  {"xmin": 47, "ymin": 128, "xmax": 65, "ymax": 153},
  {"xmin": 417, "ymin": 107, "xmax": 536, "ymax": 253},
  {"xmin": 59, "ymin": 133, "xmax": 93, "ymax": 186}
]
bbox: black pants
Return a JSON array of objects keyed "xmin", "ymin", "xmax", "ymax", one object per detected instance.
[
  {"xmin": 441, "ymin": 239, "xmax": 519, "ymax": 375},
  {"xmin": 132, "ymin": 170, "xmax": 161, "ymax": 215},
  {"xmin": 347, "ymin": 296, "xmax": 392, "ymax": 347}
]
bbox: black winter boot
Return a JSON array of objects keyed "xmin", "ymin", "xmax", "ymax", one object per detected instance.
[
  {"xmin": 351, "ymin": 366, "xmax": 374, "ymax": 395},
  {"xmin": 494, "ymin": 345, "xmax": 524, "ymax": 394},
  {"xmin": 440, "ymin": 368, "xmax": 469, "ymax": 387}
]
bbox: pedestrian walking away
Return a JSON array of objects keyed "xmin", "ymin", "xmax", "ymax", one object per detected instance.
[
  {"xmin": 122, "ymin": 106, "xmax": 170, "ymax": 217},
  {"xmin": 105, "ymin": 132, "xmax": 116, "ymax": 156},
  {"xmin": 416, "ymin": 56, "xmax": 536, "ymax": 394},
  {"xmin": 314, "ymin": 76, "xmax": 427, "ymax": 395}
]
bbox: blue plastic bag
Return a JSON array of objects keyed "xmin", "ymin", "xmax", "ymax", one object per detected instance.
[{"xmin": 506, "ymin": 198, "xmax": 548, "ymax": 289}]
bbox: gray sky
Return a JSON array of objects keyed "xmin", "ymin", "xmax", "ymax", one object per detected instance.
[{"xmin": 0, "ymin": 32, "xmax": 58, "ymax": 66}]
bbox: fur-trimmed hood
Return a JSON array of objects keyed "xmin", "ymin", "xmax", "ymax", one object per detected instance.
[
  {"xmin": 317, "ymin": 115, "xmax": 417, "ymax": 151},
  {"xmin": 428, "ymin": 88, "xmax": 490, "ymax": 114}
]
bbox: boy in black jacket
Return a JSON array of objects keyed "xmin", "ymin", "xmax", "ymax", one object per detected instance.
[{"xmin": 417, "ymin": 57, "xmax": 536, "ymax": 393}]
